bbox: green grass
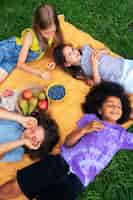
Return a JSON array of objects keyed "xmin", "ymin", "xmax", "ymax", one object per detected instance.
[{"xmin": 0, "ymin": 0, "xmax": 133, "ymax": 199}]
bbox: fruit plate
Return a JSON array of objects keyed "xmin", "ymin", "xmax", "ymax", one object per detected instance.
[
  {"xmin": 0, "ymin": 89, "xmax": 19, "ymax": 112},
  {"xmin": 16, "ymin": 87, "xmax": 49, "ymax": 116},
  {"xmin": 46, "ymin": 83, "xmax": 66, "ymax": 102}
]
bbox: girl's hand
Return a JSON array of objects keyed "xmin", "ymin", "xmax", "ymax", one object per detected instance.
[
  {"xmin": 21, "ymin": 130, "xmax": 40, "ymax": 150},
  {"xmin": 91, "ymin": 50, "xmax": 100, "ymax": 65},
  {"xmin": 82, "ymin": 120, "xmax": 104, "ymax": 134},
  {"xmin": 40, "ymin": 71, "xmax": 51, "ymax": 80},
  {"xmin": 99, "ymin": 48, "xmax": 110, "ymax": 54},
  {"xmin": 21, "ymin": 116, "xmax": 38, "ymax": 129},
  {"xmin": 86, "ymin": 79, "xmax": 95, "ymax": 86},
  {"xmin": 91, "ymin": 50, "xmax": 101, "ymax": 84},
  {"xmin": 47, "ymin": 62, "xmax": 56, "ymax": 70}
]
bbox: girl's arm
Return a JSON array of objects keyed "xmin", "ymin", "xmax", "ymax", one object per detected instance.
[
  {"xmin": 98, "ymin": 48, "xmax": 110, "ymax": 54},
  {"xmin": 0, "ymin": 179, "xmax": 22, "ymax": 200},
  {"xmin": 0, "ymin": 139, "xmax": 25, "ymax": 158},
  {"xmin": 16, "ymin": 32, "xmax": 50, "ymax": 79},
  {"xmin": 0, "ymin": 134, "xmax": 39, "ymax": 159},
  {"xmin": 65, "ymin": 120, "xmax": 104, "ymax": 147},
  {"xmin": 0, "ymin": 107, "xmax": 37, "ymax": 129},
  {"xmin": 65, "ymin": 127, "xmax": 88, "ymax": 147},
  {"xmin": 16, "ymin": 32, "xmax": 40, "ymax": 75},
  {"xmin": 92, "ymin": 47, "xmax": 110, "ymax": 55},
  {"xmin": 91, "ymin": 50, "xmax": 101, "ymax": 84},
  {"xmin": 0, "ymin": 107, "xmax": 24, "ymax": 122}
]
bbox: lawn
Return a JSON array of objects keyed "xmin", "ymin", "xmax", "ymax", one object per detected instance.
[{"xmin": 0, "ymin": 0, "xmax": 133, "ymax": 199}]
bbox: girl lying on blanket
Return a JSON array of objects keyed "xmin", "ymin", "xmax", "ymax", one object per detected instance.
[
  {"xmin": 0, "ymin": 82, "xmax": 133, "ymax": 200},
  {"xmin": 53, "ymin": 44, "xmax": 133, "ymax": 94},
  {"xmin": 0, "ymin": 108, "xmax": 59, "ymax": 162},
  {"xmin": 0, "ymin": 4, "xmax": 63, "ymax": 83}
]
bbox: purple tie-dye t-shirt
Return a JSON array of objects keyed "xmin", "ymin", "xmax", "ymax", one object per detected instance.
[{"xmin": 61, "ymin": 114, "xmax": 133, "ymax": 186}]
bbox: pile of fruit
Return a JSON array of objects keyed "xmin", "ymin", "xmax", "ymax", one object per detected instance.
[
  {"xmin": 18, "ymin": 88, "xmax": 48, "ymax": 115},
  {"xmin": 47, "ymin": 85, "xmax": 65, "ymax": 101}
]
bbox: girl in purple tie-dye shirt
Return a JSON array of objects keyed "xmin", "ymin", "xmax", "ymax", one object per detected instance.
[{"xmin": 61, "ymin": 81, "xmax": 133, "ymax": 186}]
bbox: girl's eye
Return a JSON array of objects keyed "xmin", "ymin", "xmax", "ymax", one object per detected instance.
[
  {"xmin": 107, "ymin": 103, "xmax": 113, "ymax": 107},
  {"xmin": 107, "ymin": 104, "xmax": 121, "ymax": 109}
]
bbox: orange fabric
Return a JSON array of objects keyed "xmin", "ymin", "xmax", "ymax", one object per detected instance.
[{"xmin": 0, "ymin": 15, "xmax": 132, "ymax": 200}]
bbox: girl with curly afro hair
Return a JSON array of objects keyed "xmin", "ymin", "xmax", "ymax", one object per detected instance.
[
  {"xmin": 60, "ymin": 81, "xmax": 133, "ymax": 188},
  {"xmin": 82, "ymin": 81, "xmax": 131, "ymax": 124}
]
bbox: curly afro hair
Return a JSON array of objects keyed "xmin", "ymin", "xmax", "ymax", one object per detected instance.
[{"xmin": 82, "ymin": 81, "xmax": 131, "ymax": 124}]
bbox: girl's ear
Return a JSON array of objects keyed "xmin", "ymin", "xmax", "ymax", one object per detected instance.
[{"xmin": 64, "ymin": 62, "xmax": 71, "ymax": 67}]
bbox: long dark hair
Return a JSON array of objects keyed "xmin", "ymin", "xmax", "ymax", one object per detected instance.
[
  {"xmin": 53, "ymin": 44, "xmax": 87, "ymax": 79},
  {"xmin": 25, "ymin": 111, "xmax": 60, "ymax": 160},
  {"xmin": 82, "ymin": 81, "xmax": 131, "ymax": 124},
  {"xmin": 32, "ymin": 4, "xmax": 63, "ymax": 51}
]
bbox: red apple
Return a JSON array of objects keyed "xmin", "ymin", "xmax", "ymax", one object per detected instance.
[
  {"xmin": 38, "ymin": 100, "xmax": 48, "ymax": 110},
  {"xmin": 23, "ymin": 89, "xmax": 33, "ymax": 100}
]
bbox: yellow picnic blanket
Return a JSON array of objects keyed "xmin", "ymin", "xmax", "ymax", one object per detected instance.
[{"xmin": 0, "ymin": 15, "xmax": 132, "ymax": 200}]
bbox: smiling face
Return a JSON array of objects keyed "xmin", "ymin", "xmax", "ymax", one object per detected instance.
[
  {"xmin": 100, "ymin": 96, "xmax": 122, "ymax": 123},
  {"xmin": 63, "ymin": 45, "xmax": 81, "ymax": 67},
  {"xmin": 23, "ymin": 126, "xmax": 45, "ymax": 148},
  {"xmin": 40, "ymin": 24, "xmax": 56, "ymax": 39}
]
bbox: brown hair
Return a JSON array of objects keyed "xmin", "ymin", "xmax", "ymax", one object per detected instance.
[{"xmin": 33, "ymin": 4, "xmax": 63, "ymax": 51}]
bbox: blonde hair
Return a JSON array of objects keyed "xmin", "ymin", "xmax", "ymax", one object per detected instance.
[{"xmin": 33, "ymin": 4, "xmax": 63, "ymax": 51}]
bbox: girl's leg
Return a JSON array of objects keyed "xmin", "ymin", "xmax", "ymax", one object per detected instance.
[
  {"xmin": 0, "ymin": 68, "xmax": 8, "ymax": 83},
  {"xmin": 0, "ymin": 179, "xmax": 22, "ymax": 199}
]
